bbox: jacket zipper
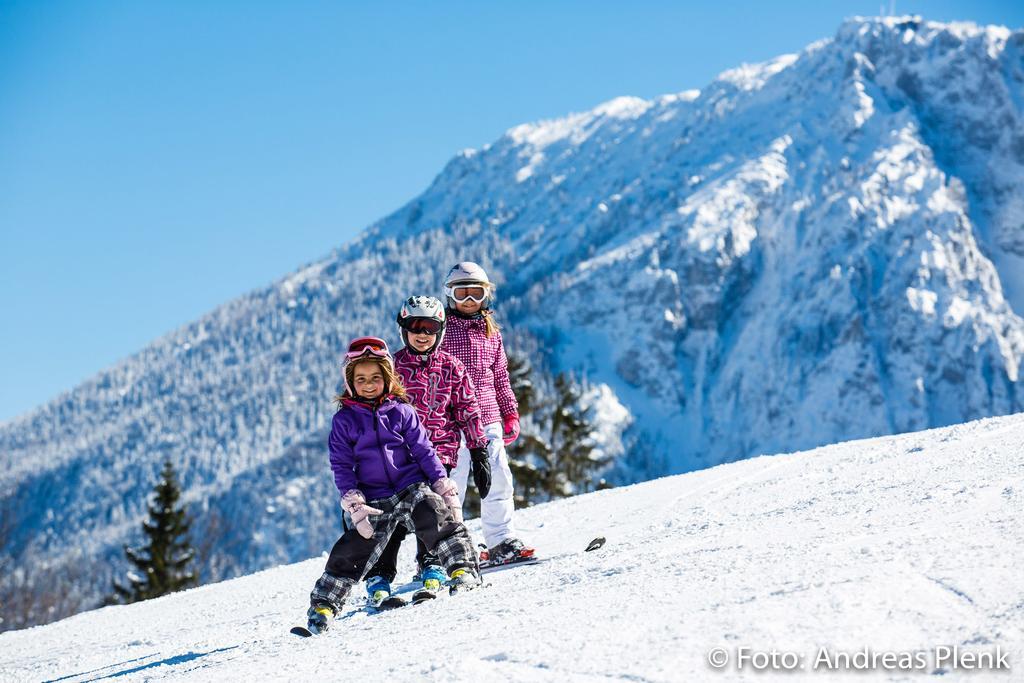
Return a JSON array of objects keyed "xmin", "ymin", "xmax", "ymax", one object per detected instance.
[{"xmin": 372, "ymin": 405, "xmax": 396, "ymax": 490}]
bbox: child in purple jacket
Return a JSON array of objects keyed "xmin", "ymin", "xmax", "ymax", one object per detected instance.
[{"xmin": 305, "ymin": 336, "xmax": 481, "ymax": 635}]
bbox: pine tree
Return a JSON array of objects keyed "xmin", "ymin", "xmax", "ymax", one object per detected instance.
[
  {"xmin": 506, "ymin": 351, "xmax": 536, "ymax": 416},
  {"xmin": 548, "ymin": 374, "xmax": 608, "ymax": 497},
  {"xmin": 504, "ymin": 351, "xmax": 543, "ymax": 508},
  {"xmin": 463, "ymin": 352, "xmax": 612, "ymax": 513},
  {"xmin": 112, "ymin": 460, "xmax": 197, "ymax": 604},
  {"xmin": 509, "ymin": 372, "xmax": 612, "ymax": 506},
  {"xmin": 462, "ymin": 350, "xmax": 548, "ymax": 512}
]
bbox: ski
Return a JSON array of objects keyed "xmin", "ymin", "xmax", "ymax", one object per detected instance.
[
  {"xmin": 479, "ymin": 555, "xmax": 540, "ymax": 574},
  {"xmin": 371, "ymin": 595, "xmax": 409, "ymax": 611},
  {"xmin": 288, "ymin": 540, "xmax": 595, "ymax": 636},
  {"xmin": 372, "ymin": 590, "xmax": 438, "ymax": 610},
  {"xmin": 479, "ymin": 536, "xmax": 606, "ymax": 575},
  {"xmin": 290, "ymin": 591, "xmax": 411, "ymax": 635},
  {"xmin": 291, "ymin": 593, "xmax": 413, "ymax": 636},
  {"xmin": 479, "ymin": 558, "xmax": 540, "ymax": 575},
  {"xmin": 364, "ymin": 589, "xmax": 436, "ymax": 615}
]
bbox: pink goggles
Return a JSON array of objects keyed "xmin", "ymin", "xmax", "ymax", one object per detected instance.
[{"xmin": 345, "ymin": 336, "xmax": 391, "ymax": 361}]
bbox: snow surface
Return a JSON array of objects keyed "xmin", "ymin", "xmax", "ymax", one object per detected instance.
[{"xmin": 3, "ymin": 413, "xmax": 1021, "ymax": 682}]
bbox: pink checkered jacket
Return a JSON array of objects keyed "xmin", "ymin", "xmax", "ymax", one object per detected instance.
[
  {"xmin": 440, "ymin": 311, "xmax": 519, "ymax": 428},
  {"xmin": 394, "ymin": 347, "xmax": 488, "ymax": 467}
]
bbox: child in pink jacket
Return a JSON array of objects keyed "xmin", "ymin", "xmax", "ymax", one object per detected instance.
[
  {"xmin": 362, "ymin": 296, "xmax": 493, "ymax": 602},
  {"xmin": 441, "ymin": 262, "xmax": 534, "ymax": 564}
]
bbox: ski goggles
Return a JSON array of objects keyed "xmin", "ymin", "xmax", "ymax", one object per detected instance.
[
  {"xmin": 400, "ymin": 318, "xmax": 443, "ymax": 335},
  {"xmin": 446, "ymin": 284, "xmax": 489, "ymax": 304},
  {"xmin": 345, "ymin": 336, "xmax": 391, "ymax": 361}
]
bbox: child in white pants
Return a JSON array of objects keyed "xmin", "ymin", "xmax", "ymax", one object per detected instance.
[
  {"xmin": 440, "ymin": 262, "xmax": 534, "ymax": 563},
  {"xmin": 451, "ymin": 422, "xmax": 516, "ymax": 548}
]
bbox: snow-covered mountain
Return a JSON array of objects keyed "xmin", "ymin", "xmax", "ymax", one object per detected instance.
[
  {"xmin": 2, "ymin": 15, "xmax": 1023, "ymax": 631},
  {"xmin": 2, "ymin": 413, "xmax": 1022, "ymax": 681}
]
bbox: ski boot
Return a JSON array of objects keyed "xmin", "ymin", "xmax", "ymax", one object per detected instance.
[
  {"xmin": 447, "ymin": 567, "xmax": 482, "ymax": 595},
  {"xmin": 419, "ymin": 565, "xmax": 446, "ymax": 594},
  {"xmin": 306, "ymin": 603, "xmax": 335, "ymax": 635},
  {"xmin": 365, "ymin": 575, "xmax": 392, "ymax": 608},
  {"xmin": 488, "ymin": 537, "xmax": 535, "ymax": 565}
]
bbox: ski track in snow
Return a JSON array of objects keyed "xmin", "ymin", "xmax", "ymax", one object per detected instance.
[{"xmin": 2, "ymin": 414, "xmax": 1022, "ymax": 682}]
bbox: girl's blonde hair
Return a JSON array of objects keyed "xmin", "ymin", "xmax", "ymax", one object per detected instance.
[
  {"xmin": 335, "ymin": 356, "xmax": 408, "ymax": 408},
  {"xmin": 482, "ymin": 308, "xmax": 501, "ymax": 339}
]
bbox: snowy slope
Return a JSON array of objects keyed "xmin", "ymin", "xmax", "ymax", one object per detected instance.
[
  {"xmin": 3, "ymin": 413, "xmax": 1021, "ymax": 682},
  {"xmin": 3, "ymin": 15, "xmax": 1024, "ymax": 631}
]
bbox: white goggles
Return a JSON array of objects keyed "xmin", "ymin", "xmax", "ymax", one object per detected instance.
[{"xmin": 446, "ymin": 284, "xmax": 489, "ymax": 304}]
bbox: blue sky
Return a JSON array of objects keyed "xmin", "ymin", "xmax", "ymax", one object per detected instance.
[{"xmin": 1, "ymin": 0, "xmax": 1021, "ymax": 423}]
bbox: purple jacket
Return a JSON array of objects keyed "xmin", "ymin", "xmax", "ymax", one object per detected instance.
[{"xmin": 328, "ymin": 396, "xmax": 447, "ymax": 500}]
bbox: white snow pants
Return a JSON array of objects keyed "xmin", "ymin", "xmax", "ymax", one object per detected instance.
[{"xmin": 451, "ymin": 421, "xmax": 517, "ymax": 548}]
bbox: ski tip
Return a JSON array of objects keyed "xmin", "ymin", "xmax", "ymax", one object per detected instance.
[
  {"xmin": 411, "ymin": 590, "xmax": 438, "ymax": 604},
  {"xmin": 585, "ymin": 537, "xmax": 606, "ymax": 552},
  {"xmin": 373, "ymin": 596, "xmax": 410, "ymax": 611},
  {"xmin": 290, "ymin": 626, "xmax": 314, "ymax": 638}
]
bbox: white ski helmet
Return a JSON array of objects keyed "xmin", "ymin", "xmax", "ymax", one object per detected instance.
[
  {"xmin": 396, "ymin": 295, "xmax": 446, "ymax": 354},
  {"xmin": 444, "ymin": 261, "xmax": 495, "ymax": 308}
]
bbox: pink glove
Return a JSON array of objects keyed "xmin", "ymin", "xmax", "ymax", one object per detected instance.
[
  {"xmin": 431, "ymin": 477, "xmax": 463, "ymax": 524},
  {"xmin": 502, "ymin": 414, "xmax": 520, "ymax": 445},
  {"xmin": 341, "ymin": 489, "xmax": 383, "ymax": 539}
]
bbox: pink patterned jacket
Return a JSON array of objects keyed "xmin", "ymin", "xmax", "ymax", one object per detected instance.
[
  {"xmin": 394, "ymin": 347, "xmax": 488, "ymax": 467},
  {"xmin": 440, "ymin": 312, "xmax": 519, "ymax": 428}
]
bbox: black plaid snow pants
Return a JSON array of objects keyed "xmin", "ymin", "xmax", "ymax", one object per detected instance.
[
  {"xmin": 309, "ymin": 481, "xmax": 478, "ymax": 612},
  {"xmin": 363, "ymin": 464, "xmax": 454, "ymax": 582}
]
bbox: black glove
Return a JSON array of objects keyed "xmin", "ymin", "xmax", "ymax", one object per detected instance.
[{"xmin": 469, "ymin": 447, "xmax": 491, "ymax": 499}]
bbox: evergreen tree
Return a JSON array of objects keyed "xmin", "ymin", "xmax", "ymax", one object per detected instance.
[
  {"xmin": 112, "ymin": 460, "xmax": 197, "ymax": 604},
  {"xmin": 504, "ymin": 351, "xmax": 543, "ymax": 508},
  {"xmin": 462, "ymin": 350, "xmax": 543, "ymax": 512},
  {"xmin": 548, "ymin": 374, "xmax": 609, "ymax": 497},
  {"xmin": 506, "ymin": 351, "xmax": 536, "ymax": 416},
  {"xmin": 463, "ymin": 352, "xmax": 612, "ymax": 513},
  {"xmin": 509, "ymin": 372, "xmax": 612, "ymax": 506}
]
